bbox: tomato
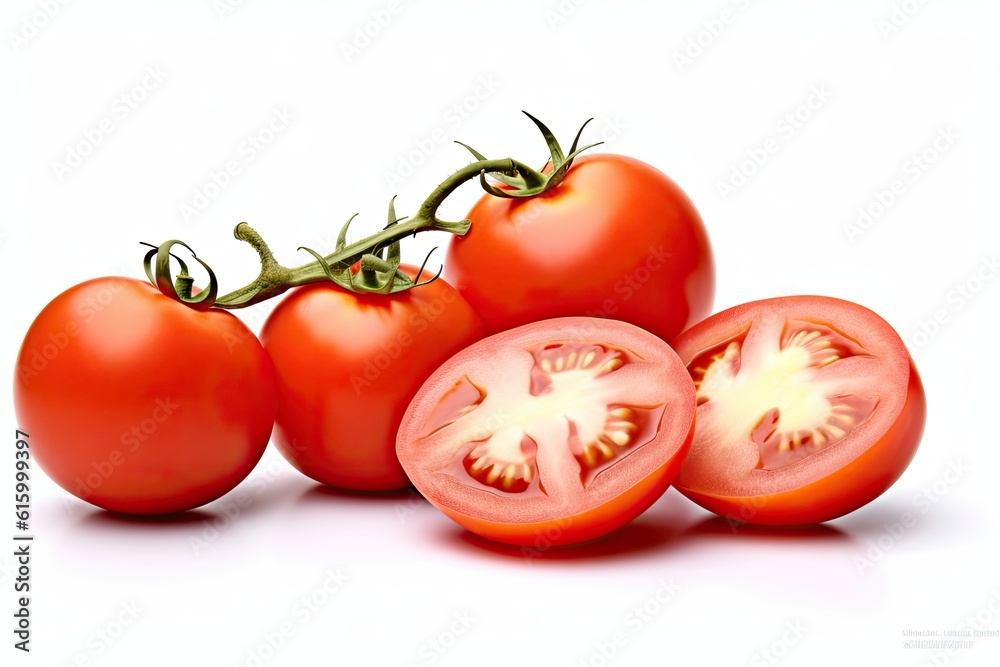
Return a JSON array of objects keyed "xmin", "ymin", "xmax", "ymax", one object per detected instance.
[
  {"xmin": 13, "ymin": 277, "xmax": 276, "ymax": 515},
  {"xmin": 671, "ymin": 296, "xmax": 926, "ymax": 526},
  {"xmin": 260, "ymin": 267, "xmax": 485, "ymax": 492},
  {"xmin": 445, "ymin": 153, "xmax": 715, "ymax": 342},
  {"xmin": 396, "ymin": 317, "xmax": 696, "ymax": 547}
]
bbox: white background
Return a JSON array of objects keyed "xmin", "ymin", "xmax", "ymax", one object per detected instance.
[{"xmin": 3, "ymin": 1, "xmax": 1000, "ymax": 666}]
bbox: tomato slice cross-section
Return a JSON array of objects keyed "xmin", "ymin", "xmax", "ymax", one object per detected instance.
[
  {"xmin": 672, "ymin": 296, "xmax": 926, "ymax": 526},
  {"xmin": 396, "ymin": 317, "xmax": 696, "ymax": 547}
]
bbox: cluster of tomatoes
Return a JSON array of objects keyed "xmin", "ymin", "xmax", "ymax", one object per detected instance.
[{"xmin": 14, "ymin": 128, "xmax": 926, "ymax": 548}]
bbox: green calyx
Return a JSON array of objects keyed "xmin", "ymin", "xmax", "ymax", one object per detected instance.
[
  {"xmin": 297, "ymin": 196, "xmax": 442, "ymax": 296},
  {"xmin": 142, "ymin": 113, "xmax": 600, "ymax": 309},
  {"xmin": 457, "ymin": 111, "xmax": 602, "ymax": 199}
]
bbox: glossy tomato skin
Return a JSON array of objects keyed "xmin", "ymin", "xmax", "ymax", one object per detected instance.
[
  {"xmin": 445, "ymin": 154, "xmax": 715, "ymax": 343},
  {"xmin": 260, "ymin": 269, "xmax": 485, "ymax": 491},
  {"xmin": 671, "ymin": 296, "xmax": 927, "ymax": 526},
  {"xmin": 13, "ymin": 277, "xmax": 276, "ymax": 515}
]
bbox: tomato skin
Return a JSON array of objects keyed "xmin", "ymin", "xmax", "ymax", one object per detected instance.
[
  {"xmin": 396, "ymin": 317, "xmax": 696, "ymax": 547},
  {"xmin": 260, "ymin": 269, "xmax": 485, "ymax": 492},
  {"xmin": 13, "ymin": 277, "xmax": 276, "ymax": 515},
  {"xmin": 685, "ymin": 363, "xmax": 925, "ymax": 525},
  {"xmin": 427, "ymin": 425, "xmax": 694, "ymax": 547},
  {"xmin": 445, "ymin": 153, "xmax": 715, "ymax": 342},
  {"xmin": 671, "ymin": 296, "xmax": 927, "ymax": 526}
]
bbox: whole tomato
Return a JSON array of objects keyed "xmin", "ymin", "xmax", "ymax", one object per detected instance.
[
  {"xmin": 13, "ymin": 277, "xmax": 276, "ymax": 515},
  {"xmin": 445, "ymin": 153, "xmax": 715, "ymax": 343},
  {"xmin": 260, "ymin": 266, "xmax": 485, "ymax": 492}
]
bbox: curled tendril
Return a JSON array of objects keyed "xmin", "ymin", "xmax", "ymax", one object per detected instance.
[
  {"xmin": 140, "ymin": 240, "xmax": 219, "ymax": 310},
  {"xmin": 458, "ymin": 112, "xmax": 602, "ymax": 199}
]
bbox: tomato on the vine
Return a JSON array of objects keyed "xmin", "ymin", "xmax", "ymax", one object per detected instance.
[
  {"xmin": 13, "ymin": 277, "xmax": 277, "ymax": 515},
  {"xmin": 445, "ymin": 153, "xmax": 715, "ymax": 343},
  {"xmin": 260, "ymin": 266, "xmax": 485, "ymax": 492},
  {"xmin": 396, "ymin": 317, "xmax": 696, "ymax": 547},
  {"xmin": 671, "ymin": 296, "xmax": 926, "ymax": 525}
]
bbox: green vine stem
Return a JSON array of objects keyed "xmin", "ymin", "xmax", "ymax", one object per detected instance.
[{"xmin": 144, "ymin": 113, "xmax": 600, "ymax": 310}]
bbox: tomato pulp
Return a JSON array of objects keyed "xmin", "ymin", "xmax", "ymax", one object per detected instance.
[
  {"xmin": 396, "ymin": 317, "xmax": 696, "ymax": 547},
  {"xmin": 671, "ymin": 296, "xmax": 926, "ymax": 525}
]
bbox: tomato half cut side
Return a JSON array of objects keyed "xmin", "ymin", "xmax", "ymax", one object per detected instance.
[
  {"xmin": 396, "ymin": 317, "xmax": 696, "ymax": 547},
  {"xmin": 671, "ymin": 296, "xmax": 926, "ymax": 526}
]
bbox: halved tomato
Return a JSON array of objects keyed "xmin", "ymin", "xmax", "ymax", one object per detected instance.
[
  {"xmin": 396, "ymin": 317, "xmax": 696, "ymax": 547},
  {"xmin": 671, "ymin": 296, "xmax": 926, "ymax": 525}
]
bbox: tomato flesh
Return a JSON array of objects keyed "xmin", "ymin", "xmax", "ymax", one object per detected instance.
[
  {"xmin": 396, "ymin": 317, "xmax": 695, "ymax": 547},
  {"xmin": 672, "ymin": 296, "xmax": 926, "ymax": 525}
]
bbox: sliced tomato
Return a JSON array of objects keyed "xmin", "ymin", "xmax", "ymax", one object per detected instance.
[
  {"xmin": 671, "ymin": 296, "xmax": 926, "ymax": 525},
  {"xmin": 396, "ymin": 317, "xmax": 695, "ymax": 547}
]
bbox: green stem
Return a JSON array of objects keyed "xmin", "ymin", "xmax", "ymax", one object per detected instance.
[{"xmin": 211, "ymin": 158, "xmax": 519, "ymax": 309}]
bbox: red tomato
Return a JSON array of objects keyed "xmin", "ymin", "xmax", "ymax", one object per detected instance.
[
  {"xmin": 671, "ymin": 296, "xmax": 926, "ymax": 525},
  {"xmin": 396, "ymin": 317, "xmax": 696, "ymax": 547},
  {"xmin": 445, "ymin": 153, "xmax": 715, "ymax": 342},
  {"xmin": 13, "ymin": 277, "xmax": 276, "ymax": 515},
  {"xmin": 260, "ymin": 267, "xmax": 485, "ymax": 491}
]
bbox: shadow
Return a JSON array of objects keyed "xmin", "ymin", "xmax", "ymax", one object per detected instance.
[
  {"xmin": 77, "ymin": 508, "xmax": 220, "ymax": 531},
  {"xmin": 831, "ymin": 498, "xmax": 979, "ymax": 542},
  {"xmin": 682, "ymin": 516, "xmax": 851, "ymax": 543},
  {"xmin": 436, "ymin": 492, "xmax": 700, "ymax": 564},
  {"xmin": 444, "ymin": 518, "xmax": 685, "ymax": 564},
  {"xmin": 295, "ymin": 483, "xmax": 422, "ymax": 506}
]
